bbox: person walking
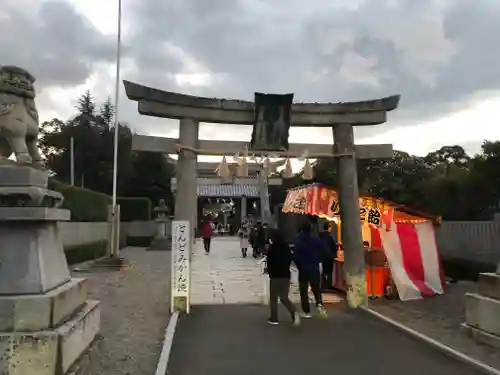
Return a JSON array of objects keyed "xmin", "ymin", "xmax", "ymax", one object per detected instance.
[
  {"xmin": 249, "ymin": 224, "xmax": 256, "ymax": 251},
  {"xmin": 261, "ymin": 222, "xmax": 271, "ymax": 257},
  {"xmin": 319, "ymin": 223, "xmax": 337, "ymax": 289},
  {"xmin": 293, "ymin": 220, "xmax": 328, "ymax": 318},
  {"xmin": 200, "ymin": 220, "xmax": 214, "ymax": 255},
  {"xmin": 237, "ymin": 222, "xmax": 250, "ymax": 258},
  {"xmin": 253, "ymin": 221, "xmax": 266, "ymax": 258},
  {"xmin": 265, "ymin": 228, "xmax": 300, "ymax": 326}
]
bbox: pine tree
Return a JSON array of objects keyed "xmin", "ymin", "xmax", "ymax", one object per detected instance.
[
  {"xmin": 76, "ymin": 90, "xmax": 96, "ymax": 116},
  {"xmin": 99, "ymin": 97, "xmax": 115, "ymax": 128}
]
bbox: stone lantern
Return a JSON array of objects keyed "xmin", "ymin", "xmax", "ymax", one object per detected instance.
[{"xmin": 148, "ymin": 199, "xmax": 172, "ymax": 251}]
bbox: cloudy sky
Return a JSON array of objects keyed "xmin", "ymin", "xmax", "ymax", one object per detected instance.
[{"xmin": 2, "ymin": 0, "xmax": 500, "ymax": 159}]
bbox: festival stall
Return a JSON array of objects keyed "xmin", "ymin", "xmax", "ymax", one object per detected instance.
[{"xmin": 282, "ymin": 183, "xmax": 444, "ymax": 301}]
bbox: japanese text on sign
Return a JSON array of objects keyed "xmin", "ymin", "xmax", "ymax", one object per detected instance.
[
  {"xmin": 171, "ymin": 221, "xmax": 190, "ymax": 298},
  {"xmin": 360, "ymin": 207, "xmax": 381, "ymax": 226},
  {"xmin": 333, "ymin": 201, "xmax": 382, "ymax": 226}
]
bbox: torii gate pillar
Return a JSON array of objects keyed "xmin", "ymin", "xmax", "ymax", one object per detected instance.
[
  {"xmin": 334, "ymin": 124, "xmax": 367, "ymax": 308},
  {"xmin": 175, "ymin": 118, "xmax": 199, "ymax": 238}
]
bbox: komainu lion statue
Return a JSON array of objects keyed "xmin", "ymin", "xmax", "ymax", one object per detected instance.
[{"xmin": 0, "ymin": 65, "xmax": 43, "ymax": 166}]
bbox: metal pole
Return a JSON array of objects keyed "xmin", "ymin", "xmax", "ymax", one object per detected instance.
[
  {"xmin": 70, "ymin": 136, "xmax": 75, "ymax": 186},
  {"xmin": 110, "ymin": 0, "xmax": 123, "ymax": 257}
]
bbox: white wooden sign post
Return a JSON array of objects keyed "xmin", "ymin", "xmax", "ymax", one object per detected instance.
[{"xmin": 171, "ymin": 220, "xmax": 191, "ymax": 314}]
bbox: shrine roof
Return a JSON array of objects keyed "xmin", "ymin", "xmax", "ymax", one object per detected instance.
[{"xmin": 196, "ymin": 183, "xmax": 260, "ymax": 198}]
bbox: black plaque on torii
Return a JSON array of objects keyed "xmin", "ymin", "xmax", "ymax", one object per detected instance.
[{"xmin": 250, "ymin": 92, "xmax": 293, "ymax": 152}]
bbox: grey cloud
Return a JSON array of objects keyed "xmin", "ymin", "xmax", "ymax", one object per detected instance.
[
  {"xmin": 0, "ymin": 0, "xmax": 116, "ymax": 89},
  {"xmin": 3, "ymin": 0, "xmax": 500, "ymax": 147},
  {"xmin": 123, "ymin": 0, "xmax": 500, "ymax": 138}
]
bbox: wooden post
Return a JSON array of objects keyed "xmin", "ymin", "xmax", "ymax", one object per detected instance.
[
  {"xmin": 337, "ymin": 220, "xmax": 341, "ymax": 243},
  {"xmin": 333, "ymin": 124, "xmax": 367, "ymax": 308},
  {"xmin": 241, "ymin": 196, "xmax": 247, "ymax": 224},
  {"xmin": 106, "ymin": 205, "xmax": 113, "ymax": 257},
  {"xmin": 106, "ymin": 204, "xmax": 121, "ymax": 257},
  {"xmin": 257, "ymin": 170, "xmax": 271, "ymax": 224}
]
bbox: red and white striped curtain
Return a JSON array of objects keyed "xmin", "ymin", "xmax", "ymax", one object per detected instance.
[{"xmin": 372, "ymin": 222, "xmax": 445, "ymax": 301}]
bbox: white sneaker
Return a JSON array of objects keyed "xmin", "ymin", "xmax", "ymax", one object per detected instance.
[
  {"xmin": 317, "ymin": 304, "xmax": 328, "ymax": 318},
  {"xmin": 293, "ymin": 312, "xmax": 301, "ymax": 326},
  {"xmin": 299, "ymin": 312, "xmax": 312, "ymax": 319}
]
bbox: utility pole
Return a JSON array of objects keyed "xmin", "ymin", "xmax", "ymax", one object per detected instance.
[
  {"xmin": 70, "ymin": 136, "xmax": 75, "ymax": 186},
  {"xmin": 109, "ymin": 0, "xmax": 123, "ymax": 258}
]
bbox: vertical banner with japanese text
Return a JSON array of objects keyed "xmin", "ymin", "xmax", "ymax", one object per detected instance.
[
  {"xmin": 171, "ymin": 220, "xmax": 191, "ymax": 314},
  {"xmin": 250, "ymin": 92, "xmax": 293, "ymax": 151}
]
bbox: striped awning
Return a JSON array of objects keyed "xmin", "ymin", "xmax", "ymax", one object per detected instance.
[{"xmin": 197, "ymin": 184, "xmax": 259, "ymax": 197}]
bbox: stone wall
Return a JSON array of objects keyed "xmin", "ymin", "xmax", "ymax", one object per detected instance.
[
  {"xmin": 123, "ymin": 220, "xmax": 156, "ymax": 238},
  {"xmin": 58, "ymin": 222, "xmax": 108, "ymax": 247},
  {"xmin": 435, "ymin": 221, "xmax": 500, "ymax": 266},
  {"xmin": 58, "ymin": 221, "xmax": 156, "ymax": 248}
]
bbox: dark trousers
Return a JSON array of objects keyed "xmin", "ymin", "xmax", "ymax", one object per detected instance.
[
  {"xmin": 269, "ymin": 278, "xmax": 296, "ymax": 321},
  {"xmin": 298, "ymin": 269, "xmax": 323, "ymax": 313},
  {"xmin": 203, "ymin": 237, "xmax": 211, "ymax": 253},
  {"xmin": 322, "ymin": 259, "xmax": 334, "ymax": 289},
  {"xmin": 253, "ymin": 245, "xmax": 263, "ymax": 258}
]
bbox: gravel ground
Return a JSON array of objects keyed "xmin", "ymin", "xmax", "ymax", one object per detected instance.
[
  {"xmin": 72, "ymin": 247, "xmax": 171, "ymax": 375},
  {"xmin": 369, "ymin": 282, "xmax": 500, "ymax": 371}
]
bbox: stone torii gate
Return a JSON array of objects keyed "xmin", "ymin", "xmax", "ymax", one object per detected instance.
[{"xmin": 124, "ymin": 80, "xmax": 400, "ymax": 308}]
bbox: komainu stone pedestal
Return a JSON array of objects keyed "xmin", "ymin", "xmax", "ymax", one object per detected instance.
[
  {"xmin": 0, "ymin": 208, "xmax": 71, "ymax": 295},
  {"xmin": 0, "ymin": 165, "xmax": 100, "ymax": 375},
  {"xmin": 462, "ymin": 272, "xmax": 500, "ymax": 349}
]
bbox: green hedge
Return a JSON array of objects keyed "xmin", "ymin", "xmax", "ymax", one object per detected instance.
[
  {"xmin": 48, "ymin": 180, "xmax": 152, "ymax": 223},
  {"xmin": 125, "ymin": 236, "xmax": 153, "ymax": 247},
  {"xmin": 49, "ymin": 180, "xmax": 112, "ymax": 222},
  {"xmin": 117, "ymin": 197, "xmax": 152, "ymax": 222},
  {"xmin": 64, "ymin": 239, "xmax": 129, "ymax": 265},
  {"xmin": 64, "ymin": 241, "xmax": 108, "ymax": 265}
]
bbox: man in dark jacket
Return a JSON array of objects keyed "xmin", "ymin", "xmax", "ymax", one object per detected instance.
[
  {"xmin": 265, "ymin": 229, "xmax": 300, "ymax": 326},
  {"xmin": 253, "ymin": 221, "xmax": 267, "ymax": 258},
  {"xmin": 293, "ymin": 220, "xmax": 328, "ymax": 318},
  {"xmin": 319, "ymin": 223, "xmax": 337, "ymax": 289}
]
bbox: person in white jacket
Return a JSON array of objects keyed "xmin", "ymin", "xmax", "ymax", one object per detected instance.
[{"xmin": 237, "ymin": 222, "xmax": 250, "ymax": 258}]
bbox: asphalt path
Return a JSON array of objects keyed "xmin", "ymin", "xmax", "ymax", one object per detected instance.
[{"xmin": 168, "ymin": 304, "xmax": 483, "ymax": 375}]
